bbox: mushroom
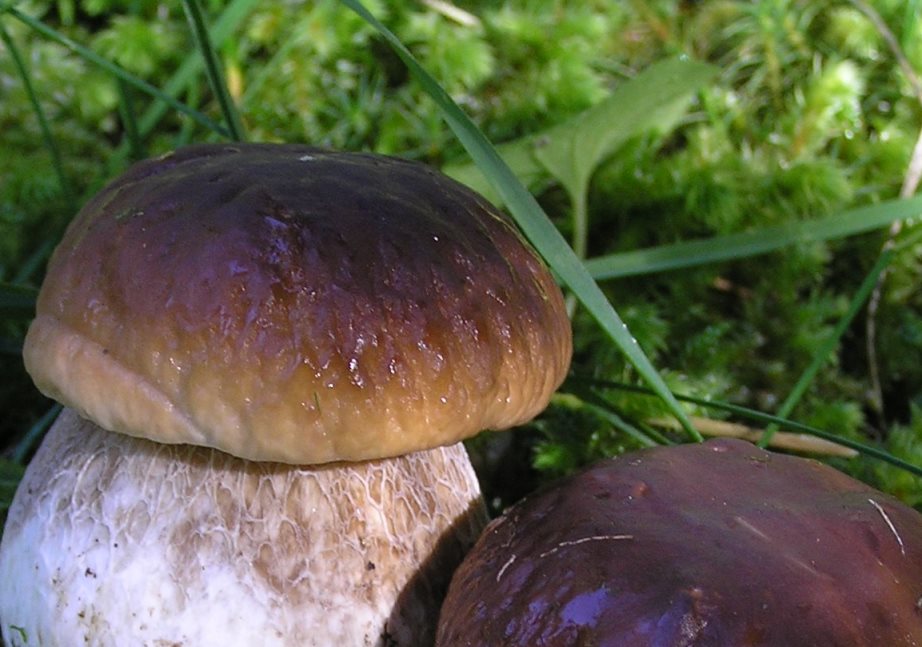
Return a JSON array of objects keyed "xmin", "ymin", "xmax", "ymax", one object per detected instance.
[
  {"xmin": 0, "ymin": 144, "xmax": 572, "ymax": 646},
  {"xmin": 437, "ymin": 438, "xmax": 922, "ymax": 646}
]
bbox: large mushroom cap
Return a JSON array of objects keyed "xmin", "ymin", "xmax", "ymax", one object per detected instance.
[
  {"xmin": 437, "ymin": 438, "xmax": 922, "ymax": 646},
  {"xmin": 23, "ymin": 143, "xmax": 572, "ymax": 464}
]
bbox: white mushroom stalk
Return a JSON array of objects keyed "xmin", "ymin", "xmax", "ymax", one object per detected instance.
[{"xmin": 2, "ymin": 410, "xmax": 485, "ymax": 646}]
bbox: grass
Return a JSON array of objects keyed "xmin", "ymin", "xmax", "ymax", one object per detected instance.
[{"xmin": 2, "ymin": 0, "xmax": 922, "ymax": 524}]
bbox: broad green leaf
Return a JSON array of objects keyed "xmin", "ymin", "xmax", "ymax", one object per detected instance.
[
  {"xmin": 536, "ymin": 58, "xmax": 716, "ymax": 204},
  {"xmin": 444, "ymin": 58, "xmax": 718, "ymax": 206},
  {"xmin": 585, "ymin": 193, "xmax": 922, "ymax": 279},
  {"xmin": 341, "ymin": 0, "xmax": 702, "ymax": 442}
]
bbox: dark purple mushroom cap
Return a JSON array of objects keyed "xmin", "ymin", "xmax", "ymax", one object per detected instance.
[
  {"xmin": 437, "ymin": 438, "xmax": 922, "ymax": 646},
  {"xmin": 23, "ymin": 143, "xmax": 571, "ymax": 464}
]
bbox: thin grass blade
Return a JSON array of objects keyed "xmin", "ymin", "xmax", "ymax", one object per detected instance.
[
  {"xmin": 1, "ymin": 459, "xmax": 26, "ymax": 512},
  {"xmin": 180, "ymin": 0, "xmax": 245, "ymax": 141},
  {"xmin": 0, "ymin": 17, "xmax": 72, "ymax": 202},
  {"xmin": 568, "ymin": 376, "xmax": 922, "ymax": 477},
  {"xmin": 760, "ymin": 249, "xmax": 896, "ymax": 447},
  {"xmin": 573, "ymin": 389, "xmax": 661, "ymax": 448},
  {"xmin": 135, "ymin": 0, "xmax": 257, "ymax": 139},
  {"xmin": 12, "ymin": 239, "xmax": 54, "ymax": 285},
  {"xmin": 12, "ymin": 404, "xmax": 61, "ymax": 464},
  {"xmin": 4, "ymin": 5, "xmax": 230, "ymax": 138},
  {"xmin": 585, "ymin": 193, "xmax": 922, "ymax": 279},
  {"xmin": 240, "ymin": 23, "xmax": 303, "ymax": 107},
  {"xmin": 340, "ymin": 0, "xmax": 701, "ymax": 441},
  {"xmin": 116, "ymin": 78, "xmax": 146, "ymax": 160}
]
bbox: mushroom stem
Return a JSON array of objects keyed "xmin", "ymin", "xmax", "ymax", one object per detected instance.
[{"xmin": 0, "ymin": 408, "xmax": 487, "ymax": 646}]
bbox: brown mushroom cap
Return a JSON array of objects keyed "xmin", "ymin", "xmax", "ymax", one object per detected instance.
[
  {"xmin": 437, "ymin": 439, "xmax": 922, "ymax": 646},
  {"xmin": 23, "ymin": 144, "xmax": 572, "ymax": 464}
]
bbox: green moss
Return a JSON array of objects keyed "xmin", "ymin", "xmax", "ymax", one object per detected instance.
[{"xmin": 2, "ymin": 0, "xmax": 922, "ymax": 508}]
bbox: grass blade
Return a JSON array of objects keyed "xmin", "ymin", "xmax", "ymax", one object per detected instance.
[
  {"xmin": 569, "ymin": 376, "xmax": 922, "ymax": 477},
  {"xmin": 0, "ymin": 459, "xmax": 26, "ymax": 513},
  {"xmin": 12, "ymin": 404, "xmax": 61, "ymax": 464},
  {"xmin": 0, "ymin": 17, "xmax": 72, "ymax": 201},
  {"xmin": 760, "ymin": 248, "xmax": 896, "ymax": 446},
  {"xmin": 135, "ymin": 0, "xmax": 258, "ymax": 140},
  {"xmin": 573, "ymin": 389, "xmax": 662, "ymax": 448},
  {"xmin": 763, "ymin": 226, "xmax": 922, "ymax": 447},
  {"xmin": 116, "ymin": 78, "xmax": 146, "ymax": 160},
  {"xmin": 0, "ymin": 339, "xmax": 23, "ymax": 355},
  {"xmin": 12, "ymin": 239, "xmax": 55, "ymax": 284},
  {"xmin": 239, "ymin": 21, "xmax": 303, "ymax": 107},
  {"xmin": 585, "ymin": 193, "xmax": 922, "ymax": 279},
  {"xmin": 4, "ymin": 5, "xmax": 231, "ymax": 138},
  {"xmin": 180, "ymin": 0, "xmax": 246, "ymax": 141},
  {"xmin": 0, "ymin": 283, "xmax": 38, "ymax": 318},
  {"xmin": 341, "ymin": 0, "xmax": 701, "ymax": 442}
]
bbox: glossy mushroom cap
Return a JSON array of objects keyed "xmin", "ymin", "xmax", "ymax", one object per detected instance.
[
  {"xmin": 437, "ymin": 439, "xmax": 922, "ymax": 646},
  {"xmin": 23, "ymin": 144, "xmax": 572, "ymax": 464}
]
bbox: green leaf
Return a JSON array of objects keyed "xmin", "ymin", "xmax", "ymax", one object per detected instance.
[
  {"xmin": 341, "ymin": 0, "xmax": 702, "ymax": 442},
  {"xmin": 445, "ymin": 136, "xmax": 547, "ymax": 206},
  {"xmin": 536, "ymin": 58, "xmax": 716, "ymax": 203},
  {"xmin": 585, "ymin": 193, "xmax": 922, "ymax": 279},
  {"xmin": 444, "ymin": 58, "xmax": 718, "ymax": 206}
]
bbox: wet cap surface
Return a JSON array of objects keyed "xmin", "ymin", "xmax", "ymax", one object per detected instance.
[
  {"xmin": 437, "ymin": 439, "xmax": 922, "ymax": 646},
  {"xmin": 24, "ymin": 144, "xmax": 572, "ymax": 463}
]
